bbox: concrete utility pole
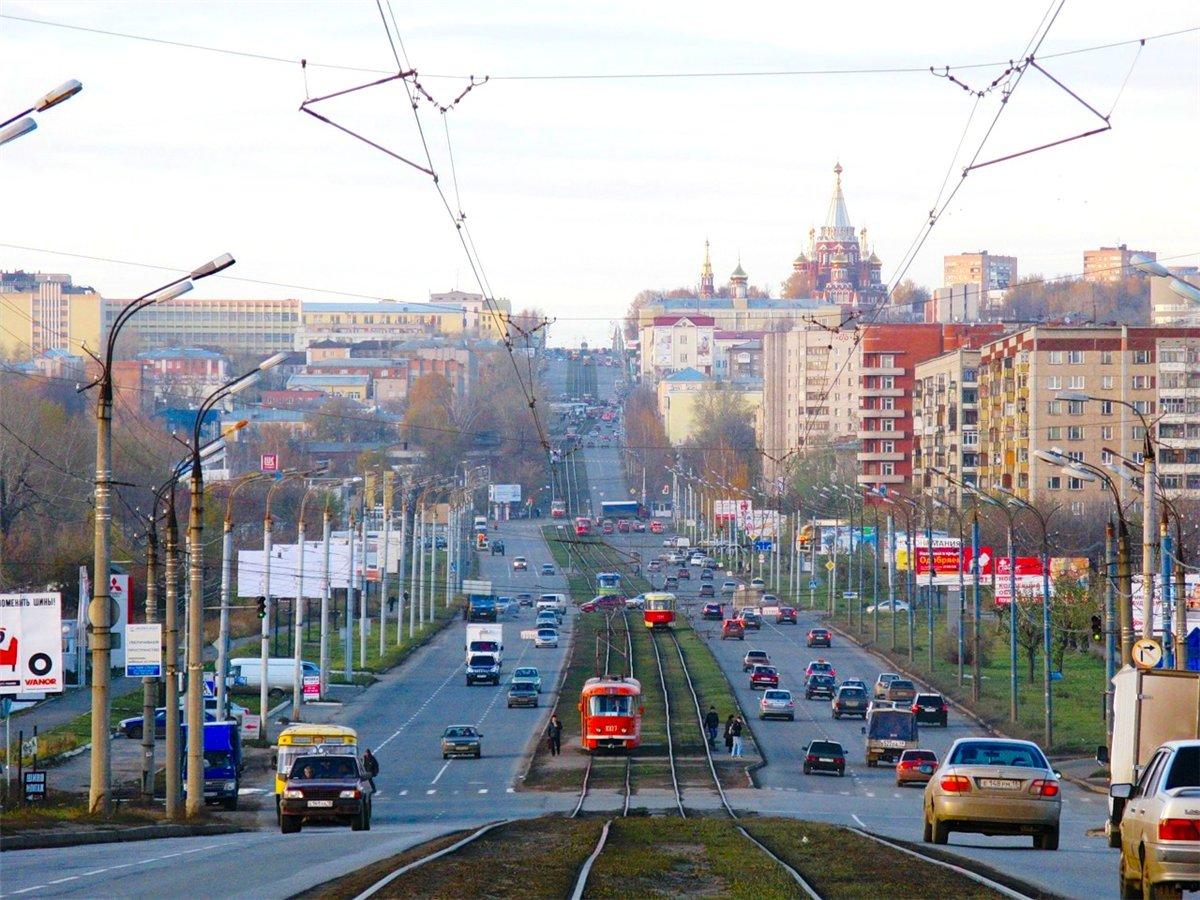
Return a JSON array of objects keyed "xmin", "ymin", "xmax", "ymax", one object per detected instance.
[
  {"xmin": 163, "ymin": 500, "xmax": 182, "ymax": 817},
  {"xmin": 418, "ymin": 506, "xmax": 427, "ymax": 625},
  {"xmin": 291, "ymin": 500, "xmax": 308, "ymax": 722},
  {"xmin": 396, "ymin": 480, "xmax": 408, "ymax": 644},
  {"xmin": 344, "ymin": 509, "xmax": 356, "ymax": 682},
  {"xmin": 358, "ymin": 506, "xmax": 368, "ymax": 666},
  {"xmin": 140, "ymin": 518, "xmax": 158, "ymax": 801},
  {"xmin": 380, "ymin": 473, "xmax": 393, "ymax": 655},
  {"xmin": 319, "ymin": 502, "xmax": 332, "ymax": 696},
  {"xmin": 1141, "ymin": 438, "xmax": 1157, "ymax": 639},
  {"xmin": 409, "ymin": 503, "xmax": 419, "ymax": 636}
]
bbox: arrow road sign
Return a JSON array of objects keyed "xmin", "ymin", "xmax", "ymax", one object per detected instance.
[{"xmin": 1132, "ymin": 637, "xmax": 1163, "ymax": 670}]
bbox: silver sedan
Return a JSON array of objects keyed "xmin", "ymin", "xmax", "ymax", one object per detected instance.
[{"xmin": 923, "ymin": 737, "xmax": 1062, "ymax": 850}]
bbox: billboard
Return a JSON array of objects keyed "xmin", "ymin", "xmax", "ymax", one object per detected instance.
[
  {"xmin": 0, "ymin": 592, "xmax": 65, "ymax": 694},
  {"xmin": 914, "ymin": 546, "xmax": 995, "ymax": 577},
  {"xmin": 489, "ymin": 484, "xmax": 522, "ymax": 504}
]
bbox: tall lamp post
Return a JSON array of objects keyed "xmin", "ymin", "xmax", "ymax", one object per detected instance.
[
  {"xmin": 86, "ymin": 253, "xmax": 233, "ymax": 815},
  {"xmin": 217, "ymin": 472, "xmax": 269, "ymax": 724},
  {"xmin": 186, "ymin": 353, "xmax": 285, "ymax": 815},
  {"xmin": 0, "ymin": 78, "xmax": 82, "ymax": 147},
  {"xmin": 969, "ymin": 486, "xmax": 1020, "ymax": 724}
]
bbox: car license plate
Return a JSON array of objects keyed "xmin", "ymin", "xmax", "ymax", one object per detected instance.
[
  {"xmin": 979, "ymin": 778, "xmax": 1022, "ymax": 790},
  {"xmin": 307, "ymin": 800, "xmax": 334, "ymax": 807},
  {"xmin": 819, "ymin": 757, "xmax": 833, "ymax": 763}
]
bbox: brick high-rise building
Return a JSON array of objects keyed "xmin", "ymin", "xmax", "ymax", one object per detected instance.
[
  {"xmin": 857, "ymin": 323, "xmax": 1003, "ymax": 495},
  {"xmin": 1083, "ymin": 244, "xmax": 1156, "ymax": 283},
  {"xmin": 943, "ymin": 251, "xmax": 1018, "ymax": 293}
]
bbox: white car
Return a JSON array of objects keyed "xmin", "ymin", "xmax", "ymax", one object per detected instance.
[
  {"xmin": 512, "ymin": 556, "xmax": 528, "ymax": 571},
  {"xmin": 534, "ymin": 628, "xmax": 559, "ymax": 649},
  {"xmin": 511, "ymin": 666, "xmax": 542, "ymax": 692},
  {"xmin": 865, "ymin": 599, "xmax": 911, "ymax": 614},
  {"xmin": 625, "ymin": 595, "xmax": 645, "ymax": 609}
]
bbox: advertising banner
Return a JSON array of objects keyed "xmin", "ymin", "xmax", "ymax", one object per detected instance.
[
  {"xmin": 488, "ymin": 484, "xmax": 522, "ymax": 504},
  {"xmin": 125, "ymin": 623, "xmax": 163, "ymax": 678},
  {"xmin": 0, "ymin": 592, "xmax": 65, "ymax": 694},
  {"xmin": 915, "ymin": 546, "xmax": 995, "ymax": 576}
]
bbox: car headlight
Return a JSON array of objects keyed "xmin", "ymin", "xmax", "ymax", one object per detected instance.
[
  {"xmin": 225, "ymin": 781, "xmax": 238, "ymax": 791},
  {"xmin": 283, "ymin": 789, "xmax": 304, "ymax": 799},
  {"xmin": 339, "ymin": 789, "xmax": 362, "ymax": 799}
]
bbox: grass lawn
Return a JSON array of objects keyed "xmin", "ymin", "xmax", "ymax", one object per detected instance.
[{"xmin": 5, "ymin": 689, "xmax": 146, "ymax": 768}]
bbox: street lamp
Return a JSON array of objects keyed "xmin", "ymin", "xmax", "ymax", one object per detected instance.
[
  {"xmin": 930, "ymin": 466, "xmax": 985, "ymax": 701},
  {"xmin": 86, "ymin": 253, "xmax": 233, "ymax": 815},
  {"xmin": 968, "ymin": 485, "xmax": 1020, "ymax": 724},
  {"xmin": 186, "ymin": 353, "xmax": 282, "ymax": 815},
  {"xmin": 1055, "ymin": 389, "xmax": 1158, "ymax": 643},
  {"xmin": 0, "ymin": 79, "xmax": 83, "ymax": 146},
  {"xmin": 1132, "ymin": 253, "xmax": 1200, "ymax": 304}
]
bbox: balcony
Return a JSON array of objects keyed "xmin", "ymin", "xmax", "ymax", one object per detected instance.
[
  {"xmin": 857, "ymin": 473, "xmax": 906, "ymax": 485},
  {"xmin": 860, "ymin": 408, "xmax": 905, "ymax": 418},
  {"xmin": 860, "ymin": 387, "xmax": 905, "ymax": 398},
  {"xmin": 861, "ymin": 366, "xmax": 905, "ymax": 377},
  {"xmin": 858, "ymin": 429, "xmax": 906, "ymax": 439},
  {"xmin": 857, "ymin": 452, "xmax": 905, "ymax": 462}
]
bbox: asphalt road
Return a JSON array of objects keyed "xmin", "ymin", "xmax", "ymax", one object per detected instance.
[{"xmin": 1, "ymin": 519, "xmax": 577, "ymax": 899}]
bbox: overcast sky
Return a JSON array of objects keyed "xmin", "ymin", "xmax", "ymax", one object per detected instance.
[{"xmin": 2, "ymin": 1, "xmax": 1197, "ymax": 346}]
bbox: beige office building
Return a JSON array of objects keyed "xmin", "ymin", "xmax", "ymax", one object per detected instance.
[
  {"xmin": 943, "ymin": 251, "xmax": 1017, "ymax": 293},
  {"xmin": 1083, "ymin": 245, "xmax": 1156, "ymax": 283},
  {"xmin": 760, "ymin": 326, "xmax": 860, "ymax": 483},
  {"xmin": 0, "ymin": 272, "xmax": 101, "ymax": 359}
]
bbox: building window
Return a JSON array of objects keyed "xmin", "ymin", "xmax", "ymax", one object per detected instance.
[
  {"xmin": 1047, "ymin": 376, "xmax": 1062, "ymax": 390},
  {"xmin": 1047, "ymin": 400, "xmax": 1063, "ymax": 415},
  {"xmin": 1067, "ymin": 350, "xmax": 1084, "ymax": 364},
  {"xmin": 1068, "ymin": 477, "xmax": 1085, "ymax": 491},
  {"xmin": 1069, "ymin": 501, "xmax": 1085, "ymax": 516},
  {"xmin": 1132, "ymin": 400, "xmax": 1153, "ymax": 415},
  {"xmin": 1047, "ymin": 426, "xmax": 1061, "ymax": 440},
  {"xmin": 1133, "ymin": 349, "xmax": 1152, "ymax": 364},
  {"xmin": 1101, "ymin": 375, "xmax": 1115, "ymax": 390},
  {"xmin": 1047, "ymin": 476, "xmax": 1061, "ymax": 490},
  {"xmin": 881, "ymin": 440, "xmax": 895, "ymax": 453},
  {"xmin": 1048, "ymin": 351, "xmax": 1063, "ymax": 365},
  {"xmin": 881, "ymin": 376, "xmax": 895, "ymax": 388},
  {"xmin": 1131, "ymin": 375, "xmax": 1151, "ymax": 390},
  {"xmin": 1099, "ymin": 400, "xmax": 1112, "ymax": 415},
  {"xmin": 1067, "ymin": 451, "xmax": 1084, "ymax": 463},
  {"xmin": 1100, "ymin": 350, "xmax": 1114, "ymax": 365},
  {"xmin": 1101, "ymin": 449, "xmax": 1112, "ymax": 465},
  {"xmin": 1067, "ymin": 426, "xmax": 1084, "ymax": 441},
  {"xmin": 1132, "ymin": 426, "xmax": 1146, "ymax": 440},
  {"xmin": 1067, "ymin": 375, "xmax": 1085, "ymax": 389},
  {"xmin": 1101, "ymin": 425, "xmax": 1113, "ymax": 440},
  {"xmin": 881, "ymin": 463, "xmax": 895, "ymax": 475},
  {"xmin": 1068, "ymin": 401, "xmax": 1085, "ymax": 416}
]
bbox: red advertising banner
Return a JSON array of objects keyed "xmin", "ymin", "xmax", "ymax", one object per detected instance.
[
  {"xmin": 994, "ymin": 556, "xmax": 1045, "ymax": 577},
  {"xmin": 914, "ymin": 546, "xmax": 995, "ymax": 576}
]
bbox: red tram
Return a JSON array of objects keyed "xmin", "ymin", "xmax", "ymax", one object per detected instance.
[
  {"xmin": 575, "ymin": 516, "xmax": 592, "ymax": 536},
  {"xmin": 642, "ymin": 591, "xmax": 676, "ymax": 629},
  {"xmin": 578, "ymin": 676, "xmax": 643, "ymax": 751}
]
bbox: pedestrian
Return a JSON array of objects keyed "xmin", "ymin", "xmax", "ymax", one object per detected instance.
[
  {"xmin": 362, "ymin": 748, "xmax": 380, "ymax": 792},
  {"xmin": 731, "ymin": 716, "xmax": 744, "ymax": 758},
  {"xmin": 724, "ymin": 714, "xmax": 735, "ymax": 755},
  {"xmin": 704, "ymin": 706, "xmax": 720, "ymax": 748},
  {"xmin": 547, "ymin": 713, "xmax": 563, "ymax": 756}
]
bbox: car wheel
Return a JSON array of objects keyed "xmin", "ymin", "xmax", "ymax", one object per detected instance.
[
  {"xmin": 475, "ymin": 750, "xmax": 481, "ymax": 759},
  {"xmin": 832, "ymin": 712, "xmax": 840, "ymax": 720},
  {"xmin": 803, "ymin": 765, "xmax": 810, "ymax": 775},
  {"xmin": 443, "ymin": 752, "xmax": 448, "ymax": 759},
  {"xmin": 351, "ymin": 810, "xmax": 366, "ymax": 831},
  {"xmin": 923, "ymin": 816, "xmax": 933, "ymax": 843},
  {"xmin": 1118, "ymin": 853, "xmax": 1139, "ymax": 899},
  {"xmin": 223, "ymin": 796, "xmax": 239, "ymax": 811},
  {"xmin": 788, "ymin": 714, "xmax": 794, "ymax": 721},
  {"xmin": 129, "ymin": 726, "xmax": 143, "ymax": 740},
  {"xmin": 932, "ymin": 817, "xmax": 949, "ymax": 845},
  {"xmin": 867, "ymin": 758, "xmax": 876, "ymax": 768},
  {"xmin": 281, "ymin": 815, "xmax": 301, "ymax": 834},
  {"xmin": 838, "ymin": 769, "xmax": 845, "ymax": 777}
]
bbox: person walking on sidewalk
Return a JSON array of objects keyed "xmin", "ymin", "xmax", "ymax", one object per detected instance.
[
  {"xmin": 704, "ymin": 706, "xmax": 720, "ymax": 748},
  {"xmin": 730, "ymin": 717, "xmax": 744, "ymax": 758},
  {"xmin": 724, "ymin": 714, "xmax": 735, "ymax": 754},
  {"xmin": 546, "ymin": 713, "xmax": 563, "ymax": 756}
]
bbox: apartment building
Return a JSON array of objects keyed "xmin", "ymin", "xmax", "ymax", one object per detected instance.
[
  {"xmin": 913, "ymin": 348, "xmax": 982, "ymax": 506},
  {"xmin": 639, "ymin": 314, "xmax": 716, "ymax": 381},
  {"xmin": 857, "ymin": 323, "xmax": 1003, "ymax": 494},
  {"xmin": 0, "ymin": 271, "xmax": 101, "ymax": 359},
  {"xmin": 760, "ymin": 326, "xmax": 860, "ymax": 482},
  {"xmin": 943, "ymin": 251, "xmax": 1018, "ymax": 293},
  {"xmin": 977, "ymin": 325, "xmax": 1200, "ymax": 512},
  {"xmin": 1083, "ymin": 244, "xmax": 1156, "ymax": 283},
  {"xmin": 1151, "ymin": 269, "xmax": 1200, "ymax": 325}
]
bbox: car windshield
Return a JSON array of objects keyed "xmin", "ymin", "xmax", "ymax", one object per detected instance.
[
  {"xmin": 809, "ymin": 741, "xmax": 843, "ymax": 755},
  {"xmin": 444, "ymin": 727, "xmax": 477, "ymax": 738},
  {"xmin": 869, "ymin": 711, "xmax": 917, "ymax": 741},
  {"xmin": 590, "ymin": 694, "xmax": 632, "ymax": 716},
  {"xmin": 510, "ymin": 683, "xmax": 536, "ymax": 693},
  {"xmin": 753, "ymin": 666, "xmax": 776, "ymax": 675},
  {"xmin": 838, "ymin": 687, "xmax": 865, "ymax": 699},
  {"xmin": 538, "ymin": 629, "xmax": 557, "ymax": 637},
  {"xmin": 290, "ymin": 757, "xmax": 358, "ymax": 779},
  {"xmin": 812, "ymin": 675, "xmax": 834, "ymax": 685},
  {"xmin": 890, "ymin": 681, "xmax": 915, "ymax": 691},
  {"xmin": 515, "ymin": 669, "xmax": 537, "ymax": 678},
  {"xmin": 948, "ymin": 740, "xmax": 1046, "ymax": 768},
  {"xmin": 1164, "ymin": 747, "xmax": 1200, "ymax": 790},
  {"xmin": 916, "ymin": 694, "xmax": 941, "ymax": 703},
  {"xmin": 763, "ymin": 690, "xmax": 790, "ymax": 701},
  {"xmin": 204, "ymin": 749, "xmax": 232, "ymax": 768},
  {"xmin": 469, "ymin": 656, "xmax": 495, "ymax": 667},
  {"xmin": 903, "ymin": 750, "xmax": 937, "ymax": 762}
]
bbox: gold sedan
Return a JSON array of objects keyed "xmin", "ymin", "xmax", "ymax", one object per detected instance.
[{"xmin": 923, "ymin": 738, "xmax": 1062, "ymax": 850}]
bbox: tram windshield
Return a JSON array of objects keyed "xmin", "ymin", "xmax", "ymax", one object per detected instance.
[
  {"xmin": 646, "ymin": 595, "xmax": 672, "ymax": 611},
  {"xmin": 589, "ymin": 694, "xmax": 633, "ymax": 716}
]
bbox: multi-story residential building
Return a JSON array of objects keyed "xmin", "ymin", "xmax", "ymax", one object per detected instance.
[
  {"xmin": 1083, "ymin": 244, "xmax": 1156, "ymax": 283},
  {"xmin": 943, "ymin": 251, "xmax": 1018, "ymax": 294},
  {"xmin": 977, "ymin": 325, "xmax": 1200, "ymax": 512},
  {"xmin": 1155, "ymin": 336, "xmax": 1200, "ymax": 496},
  {"xmin": 300, "ymin": 300, "xmax": 468, "ymax": 345},
  {"xmin": 0, "ymin": 271, "xmax": 101, "ymax": 359},
  {"xmin": 913, "ymin": 348, "xmax": 982, "ymax": 506},
  {"xmin": 712, "ymin": 331, "xmax": 762, "ymax": 381},
  {"xmin": 656, "ymin": 369, "xmax": 761, "ymax": 445},
  {"xmin": 761, "ymin": 326, "xmax": 861, "ymax": 482},
  {"xmin": 106, "ymin": 296, "xmax": 301, "ymax": 355},
  {"xmin": 857, "ymin": 324, "xmax": 1003, "ymax": 494},
  {"xmin": 429, "ymin": 291, "xmax": 513, "ymax": 341},
  {"xmin": 723, "ymin": 338, "xmax": 763, "ymax": 383},
  {"xmin": 926, "ymin": 284, "xmax": 981, "ymax": 324},
  {"xmin": 284, "ymin": 372, "xmax": 370, "ymax": 401},
  {"xmin": 639, "ymin": 314, "xmax": 715, "ymax": 381},
  {"xmin": 135, "ymin": 347, "xmax": 230, "ymax": 403}
]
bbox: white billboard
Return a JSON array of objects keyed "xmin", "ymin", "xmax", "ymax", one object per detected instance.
[
  {"xmin": 237, "ymin": 540, "xmax": 354, "ymax": 598},
  {"xmin": 0, "ymin": 592, "xmax": 65, "ymax": 694},
  {"xmin": 489, "ymin": 484, "xmax": 522, "ymax": 504}
]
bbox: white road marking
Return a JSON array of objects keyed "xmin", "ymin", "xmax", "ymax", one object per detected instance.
[
  {"xmin": 852, "ymin": 814, "xmax": 867, "ymax": 828},
  {"xmin": 377, "ymin": 662, "xmax": 464, "ymax": 751},
  {"xmin": 431, "ymin": 760, "xmax": 451, "ymax": 784},
  {"xmin": 506, "ymin": 787, "xmax": 515, "ymax": 793},
  {"xmin": 478, "ymin": 788, "xmax": 488, "ymax": 794},
  {"xmin": 426, "ymin": 788, "xmax": 437, "ymax": 795},
  {"xmin": 3, "ymin": 842, "xmax": 220, "ymax": 896},
  {"xmin": 400, "ymin": 789, "xmax": 409, "ymax": 796}
]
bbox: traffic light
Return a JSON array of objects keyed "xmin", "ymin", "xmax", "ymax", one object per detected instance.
[
  {"xmin": 257, "ymin": 596, "xmax": 267, "ymax": 619},
  {"xmin": 1091, "ymin": 614, "xmax": 1102, "ymax": 642}
]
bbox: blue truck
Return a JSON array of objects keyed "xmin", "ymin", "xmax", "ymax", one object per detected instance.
[
  {"xmin": 181, "ymin": 720, "xmax": 243, "ymax": 810},
  {"xmin": 468, "ymin": 594, "xmax": 497, "ymax": 622}
]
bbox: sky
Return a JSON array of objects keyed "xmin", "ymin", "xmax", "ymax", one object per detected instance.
[{"xmin": 2, "ymin": 1, "xmax": 1198, "ymax": 347}]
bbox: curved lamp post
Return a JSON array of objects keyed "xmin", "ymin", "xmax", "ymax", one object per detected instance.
[{"xmin": 0, "ymin": 78, "xmax": 82, "ymax": 147}]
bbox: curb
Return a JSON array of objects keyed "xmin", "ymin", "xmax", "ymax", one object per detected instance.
[
  {"xmin": 1, "ymin": 823, "xmax": 246, "ymax": 852},
  {"xmin": 821, "ymin": 616, "xmax": 1109, "ymax": 795}
]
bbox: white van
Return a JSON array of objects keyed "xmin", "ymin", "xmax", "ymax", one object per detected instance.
[
  {"xmin": 538, "ymin": 593, "xmax": 568, "ymax": 617},
  {"xmin": 473, "ymin": 515, "xmax": 488, "ymax": 533},
  {"xmin": 227, "ymin": 657, "xmax": 318, "ymax": 690}
]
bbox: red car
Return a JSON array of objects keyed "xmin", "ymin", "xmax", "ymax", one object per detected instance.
[
  {"xmin": 721, "ymin": 619, "xmax": 745, "ymax": 640},
  {"xmin": 650, "ymin": 521, "xmax": 664, "ymax": 534},
  {"xmin": 806, "ymin": 628, "xmax": 831, "ymax": 647},
  {"xmin": 632, "ymin": 521, "xmax": 646, "ymax": 533},
  {"xmin": 750, "ymin": 665, "xmax": 780, "ymax": 690},
  {"xmin": 776, "ymin": 607, "xmax": 798, "ymax": 625},
  {"xmin": 676, "ymin": 568, "xmax": 690, "ymax": 580},
  {"xmin": 617, "ymin": 520, "xmax": 630, "ymax": 533},
  {"xmin": 602, "ymin": 523, "xmax": 614, "ymax": 535},
  {"xmin": 580, "ymin": 600, "xmax": 598, "ymax": 613},
  {"xmin": 805, "ymin": 659, "xmax": 836, "ymax": 679}
]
